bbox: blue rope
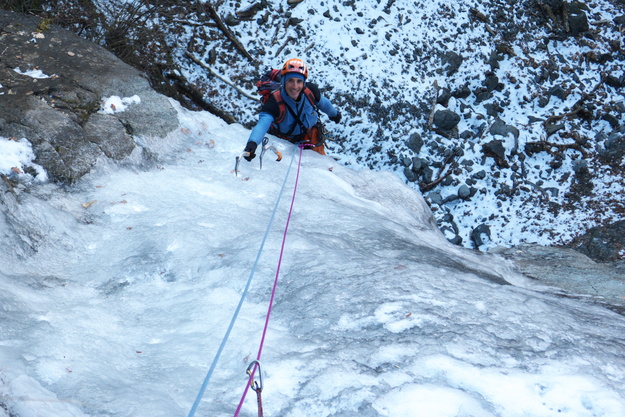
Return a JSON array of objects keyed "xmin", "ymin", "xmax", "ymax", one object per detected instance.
[{"xmin": 187, "ymin": 149, "xmax": 297, "ymax": 417}]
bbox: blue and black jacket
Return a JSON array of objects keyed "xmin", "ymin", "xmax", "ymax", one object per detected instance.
[{"xmin": 247, "ymin": 82, "xmax": 339, "ymax": 146}]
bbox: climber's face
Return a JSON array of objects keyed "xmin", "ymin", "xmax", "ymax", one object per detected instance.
[{"xmin": 285, "ymin": 77, "xmax": 304, "ymax": 100}]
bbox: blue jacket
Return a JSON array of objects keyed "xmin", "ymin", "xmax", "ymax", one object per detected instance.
[{"xmin": 248, "ymin": 82, "xmax": 338, "ymax": 145}]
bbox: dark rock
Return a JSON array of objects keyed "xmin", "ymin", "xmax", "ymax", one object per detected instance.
[
  {"xmin": 447, "ymin": 235, "xmax": 463, "ymax": 246},
  {"xmin": 544, "ymin": 187, "xmax": 559, "ymax": 197},
  {"xmin": 538, "ymin": 96, "xmax": 551, "ymax": 108},
  {"xmin": 441, "ymin": 176, "xmax": 453, "ymax": 186},
  {"xmin": 598, "ymin": 51, "xmax": 614, "ymax": 63},
  {"xmin": 545, "ymin": 122, "xmax": 565, "ymax": 136},
  {"xmin": 571, "ymin": 159, "xmax": 591, "ymax": 189},
  {"xmin": 548, "ymin": 85, "xmax": 565, "ymax": 100},
  {"xmin": 406, "ymin": 132, "xmax": 424, "ymax": 154},
  {"xmin": 487, "ymin": 51, "xmax": 503, "ymax": 70},
  {"xmin": 482, "ymin": 73, "xmax": 499, "ymax": 92},
  {"xmin": 601, "ymin": 113, "xmax": 620, "ymax": 129},
  {"xmin": 428, "ymin": 191, "xmax": 443, "ymax": 205},
  {"xmin": 287, "ymin": 17, "xmax": 304, "ymax": 26},
  {"xmin": 441, "ymin": 51, "xmax": 464, "ymax": 76},
  {"xmin": 422, "ymin": 166, "xmax": 434, "ymax": 183},
  {"xmin": 484, "ymin": 103, "xmax": 503, "ymax": 117},
  {"xmin": 549, "ymin": 156, "xmax": 564, "ymax": 169},
  {"xmin": 542, "ymin": 0, "xmax": 565, "ymax": 13},
  {"xmin": 404, "ymin": 167, "xmax": 418, "ymax": 182},
  {"xmin": 436, "ymin": 88, "xmax": 452, "ymax": 107},
  {"xmin": 475, "ymin": 122, "xmax": 488, "ymax": 137},
  {"xmin": 433, "ymin": 110, "xmax": 461, "ymax": 130},
  {"xmin": 473, "ymin": 88, "xmax": 493, "ymax": 103},
  {"xmin": 489, "ymin": 119, "xmax": 519, "ymax": 140},
  {"xmin": 442, "ymin": 194, "xmax": 459, "ymax": 204},
  {"xmin": 236, "ymin": 2, "xmax": 265, "ymax": 20},
  {"xmin": 460, "ymin": 130, "xmax": 474, "ymax": 140},
  {"xmin": 470, "ymin": 224, "xmax": 491, "ymax": 247},
  {"xmin": 473, "ymin": 170, "xmax": 486, "ymax": 180},
  {"xmin": 569, "ymin": 11, "xmax": 589, "ymax": 36},
  {"xmin": 614, "ymin": 15, "xmax": 625, "ymax": 26},
  {"xmin": 411, "ymin": 157, "xmax": 426, "ymax": 173},
  {"xmin": 458, "ymin": 184, "xmax": 471, "ymax": 200},
  {"xmin": 451, "ymin": 84, "xmax": 471, "ymax": 99},
  {"xmin": 482, "ymin": 139, "xmax": 509, "ymax": 168},
  {"xmin": 224, "ymin": 13, "xmax": 241, "ymax": 26}
]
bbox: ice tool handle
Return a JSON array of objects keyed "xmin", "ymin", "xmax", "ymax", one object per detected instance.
[{"xmin": 234, "ymin": 137, "xmax": 282, "ymax": 177}]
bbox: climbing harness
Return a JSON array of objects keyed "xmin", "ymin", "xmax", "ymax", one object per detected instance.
[
  {"xmin": 233, "ymin": 144, "xmax": 304, "ymax": 417},
  {"xmin": 187, "ymin": 147, "xmax": 297, "ymax": 417},
  {"xmin": 234, "ymin": 137, "xmax": 283, "ymax": 177}
]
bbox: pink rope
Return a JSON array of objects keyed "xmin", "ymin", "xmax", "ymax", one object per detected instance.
[{"xmin": 233, "ymin": 145, "xmax": 304, "ymax": 417}]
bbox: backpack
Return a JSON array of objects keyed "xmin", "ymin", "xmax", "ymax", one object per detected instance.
[
  {"xmin": 255, "ymin": 68, "xmax": 317, "ymax": 124},
  {"xmin": 256, "ymin": 68, "xmax": 282, "ymax": 104}
]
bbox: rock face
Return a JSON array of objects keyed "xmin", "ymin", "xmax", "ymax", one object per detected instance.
[
  {"xmin": 0, "ymin": 10, "xmax": 179, "ymax": 183},
  {"xmin": 494, "ymin": 244, "xmax": 625, "ymax": 313}
]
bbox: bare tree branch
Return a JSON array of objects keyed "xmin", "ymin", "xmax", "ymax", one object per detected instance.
[
  {"xmin": 185, "ymin": 51, "xmax": 257, "ymax": 101},
  {"xmin": 202, "ymin": 2, "xmax": 256, "ymax": 63}
]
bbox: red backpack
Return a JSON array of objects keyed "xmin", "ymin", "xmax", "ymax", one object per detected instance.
[{"xmin": 255, "ymin": 68, "xmax": 317, "ymax": 124}]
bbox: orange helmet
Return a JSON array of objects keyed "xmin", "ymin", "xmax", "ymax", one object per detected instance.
[{"xmin": 281, "ymin": 58, "xmax": 308, "ymax": 79}]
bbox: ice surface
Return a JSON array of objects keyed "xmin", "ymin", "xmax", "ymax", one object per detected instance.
[{"xmin": 1, "ymin": 103, "xmax": 625, "ymax": 417}]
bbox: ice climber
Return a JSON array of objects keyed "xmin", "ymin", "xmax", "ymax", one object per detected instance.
[{"xmin": 242, "ymin": 58, "xmax": 342, "ymax": 160}]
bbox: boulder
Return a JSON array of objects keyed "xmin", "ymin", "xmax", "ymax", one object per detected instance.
[{"xmin": 433, "ymin": 110, "xmax": 461, "ymax": 131}]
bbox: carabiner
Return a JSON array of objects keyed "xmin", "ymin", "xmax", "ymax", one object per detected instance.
[{"xmin": 246, "ymin": 360, "xmax": 263, "ymax": 393}]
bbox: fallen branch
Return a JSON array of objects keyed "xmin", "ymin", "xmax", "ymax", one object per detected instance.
[
  {"xmin": 525, "ymin": 140, "xmax": 588, "ymax": 158},
  {"xmin": 275, "ymin": 36, "xmax": 296, "ymax": 57},
  {"xmin": 165, "ymin": 68, "xmax": 237, "ymax": 124},
  {"xmin": 270, "ymin": 23, "xmax": 281, "ymax": 45},
  {"xmin": 419, "ymin": 152, "xmax": 456, "ymax": 193},
  {"xmin": 419, "ymin": 165, "xmax": 453, "ymax": 193},
  {"xmin": 204, "ymin": 3, "xmax": 256, "ymax": 63},
  {"xmin": 544, "ymin": 74, "xmax": 605, "ymax": 125},
  {"xmin": 185, "ymin": 51, "xmax": 257, "ymax": 101},
  {"xmin": 427, "ymin": 80, "xmax": 439, "ymax": 128}
]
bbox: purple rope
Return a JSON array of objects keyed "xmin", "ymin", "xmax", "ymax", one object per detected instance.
[{"xmin": 233, "ymin": 145, "xmax": 304, "ymax": 417}]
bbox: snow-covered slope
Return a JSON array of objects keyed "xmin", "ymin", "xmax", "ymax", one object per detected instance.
[
  {"xmin": 173, "ymin": 0, "xmax": 625, "ymax": 251},
  {"xmin": 1, "ymin": 103, "xmax": 624, "ymax": 417}
]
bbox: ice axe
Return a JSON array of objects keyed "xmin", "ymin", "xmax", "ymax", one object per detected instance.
[{"xmin": 234, "ymin": 137, "xmax": 282, "ymax": 177}]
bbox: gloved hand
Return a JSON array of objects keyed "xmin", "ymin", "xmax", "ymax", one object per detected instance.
[
  {"xmin": 329, "ymin": 110, "xmax": 342, "ymax": 124},
  {"xmin": 243, "ymin": 141, "xmax": 257, "ymax": 161}
]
